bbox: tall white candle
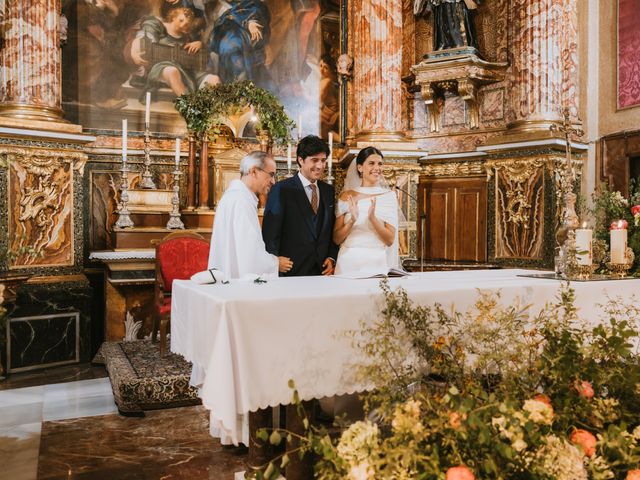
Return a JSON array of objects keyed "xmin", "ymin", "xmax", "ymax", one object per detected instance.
[
  {"xmin": 610, "ymin": 223, "xmax": 628, "ymax": 264},
  {"xmin": 145, "ymin": 92, "xmax": 151, "ymax": 128},
  {"xmin": 297, "ymin": 114, "xmax": 302, "ymax": 139},
  {"xmin": 287, "ymin": 143, "xmax": 292, "ymax": 171},
  {"xmin": 122, "ymin": 119, "xmax": 127, "ymax": 162},
  {"xmin": 575, "ymin": 227, "xmax": 592, "ymax": 265},
  {"xmin": 175, "ymin": 138, "xmax": 181, "ymax": 166},
  {"xmin": 328, "ymin": 135, "xmax": 333, "ymax": 173}
]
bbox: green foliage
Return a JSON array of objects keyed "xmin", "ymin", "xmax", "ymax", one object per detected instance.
[
  {"xmin": 173, "ymin": 81, "xmax": 294, "ymax": 143},
  {"xmin": 253, "ymin": 282, "xmax": 640, "ymax": 480}
]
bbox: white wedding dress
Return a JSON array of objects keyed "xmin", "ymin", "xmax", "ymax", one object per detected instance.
[{"xmin": 334, "ymin": 186, "xmax": 399, "ymax": 278}]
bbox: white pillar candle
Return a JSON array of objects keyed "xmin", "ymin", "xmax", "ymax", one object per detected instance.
[
  {"xmin": 297, "ymin": 114, "xmax": 302, "ymax": 139},
  {"xmin": 145, "ymin": 91, "xmax": 151, "ymax": 128},
  {"xmin": 287, "ymin": 143, "xmax": 292, "ymax": 171},
  {"xmin": 575, "ymin": 228, "xmax": 592, "ymax": 265},
  {"xmin": 175, "ymin": 137, "xmax": 181, "ymax": 166},
  {"xmin": 122, "ymin": 118, "xmax": 127, "ymax": 162},
  {"xmin": 610, "ymin": 225, "xmax": 628, "ymax": 264},
  {"xmin": 328, "ymin": 135, "xmax": 333, "ymax": 173}
]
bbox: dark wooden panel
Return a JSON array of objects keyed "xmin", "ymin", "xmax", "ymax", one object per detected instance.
[{"xmin": 419, "ymin": 177, "xmax": 487, "ymax": 262}]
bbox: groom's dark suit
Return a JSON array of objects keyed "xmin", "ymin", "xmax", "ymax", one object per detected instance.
[{"xmin": 262, "ymin": 174, "xmax": 338, "ymax": 276}]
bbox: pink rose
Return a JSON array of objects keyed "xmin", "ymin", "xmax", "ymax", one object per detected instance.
[
  {"xmin": 575, "ymin": 380, "xmax": 594, "ymax": 399},
  {"xmin": 626, "ymin": 470, "xmax": 640, "ymax": 480},
  {"xmin": 631, "ymin": 205, "xmax": 640, "ymax": 216},
  {"xmin": 448, "ymin": 411, "xmax": 467, "ymax": 430},
  {"xmin": 610, "ymin": 219, "xmax": 629, "ymax": 230},
  {"xmin": 446, "ymin": 465, "xmax": 475, "ymax": 480},
  {"xmin": 533, "ymin": 393, "xmax": 552, "ymax": 406},
  {"xmin": 570, "ymin": 429, "xmax": 597, "ymax": 457}
]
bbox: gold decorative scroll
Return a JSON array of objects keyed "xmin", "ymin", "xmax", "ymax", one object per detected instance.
[
  {"xmin": 1, "ymin": 147, "xmax": 87, "ymax": 268},
  {"xmin": 422, "ymin": 161, "xmax": 485, "ymax": 177},
  {"xmin": 487, "ymin": 158, "xmax": 547, "ymax": 259}
]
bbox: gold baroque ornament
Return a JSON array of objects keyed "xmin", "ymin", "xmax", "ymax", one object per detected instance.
[
  {"xmin": 422, "ymin": 161, "xmax": 485, "ymax": 177},
  {"xmin": 1, "ymin": 147, "xmax": 84, "ymax": 268}
]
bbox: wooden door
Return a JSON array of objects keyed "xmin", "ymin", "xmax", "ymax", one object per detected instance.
[{"xmin": 417, "ymin": 177, "xmax": 487, "ymax": 262}]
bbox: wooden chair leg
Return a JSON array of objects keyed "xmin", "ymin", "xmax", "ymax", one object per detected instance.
[
  {"xmin": 151, "ymin": 310, "xmax": 159, "ymax": 344},
  {"xmin": 159, "ymin": 315, "xmax": 169, "ymax": 357}
]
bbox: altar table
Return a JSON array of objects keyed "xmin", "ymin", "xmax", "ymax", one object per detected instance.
[{"xmin": 170, "ymin": 269, "xmax": 639, "ymax": 446}]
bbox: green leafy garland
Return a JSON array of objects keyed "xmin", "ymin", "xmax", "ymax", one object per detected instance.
[{"xmin": 174, "ymin": 81, "xmax": 294, "ymax": 144}]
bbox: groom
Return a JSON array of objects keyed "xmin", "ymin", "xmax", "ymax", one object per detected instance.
[{"xmin": 262, "ymin": 135, "xmax": 338, "ymax": 276}]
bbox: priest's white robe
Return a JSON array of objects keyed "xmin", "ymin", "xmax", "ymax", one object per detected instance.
[{"xmin": 207, "ymin": 179, "xmax": 278, "ymax": 278}]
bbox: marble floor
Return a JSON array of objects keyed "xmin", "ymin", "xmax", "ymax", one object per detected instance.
[{"xmin": 0, "ymin": 369, "xmax": 247, "ymax": 480}]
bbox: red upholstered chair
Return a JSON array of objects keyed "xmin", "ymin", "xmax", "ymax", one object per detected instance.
[{"xmin": 153, "ymin": 231, "xmax": 209, "ymax": 356}]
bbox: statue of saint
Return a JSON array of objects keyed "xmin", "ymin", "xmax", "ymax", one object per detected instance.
[{"xmin": 414, "ymin": 0, "xmax": 480, "ymax": 52}]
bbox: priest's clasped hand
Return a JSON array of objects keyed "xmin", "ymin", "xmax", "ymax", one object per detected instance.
[{"xmin": 279, "ymin": 256, "xmax": 293, "ymax": 273}]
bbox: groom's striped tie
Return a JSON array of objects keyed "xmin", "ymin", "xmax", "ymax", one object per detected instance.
[{"xmin": 309, "ymin": 183, "xmax": 318, "ymax": 214}]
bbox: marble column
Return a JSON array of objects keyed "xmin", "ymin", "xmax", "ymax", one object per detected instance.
[
  {"xmin": 350, "ymin": 0, "xmax": 404, "ymax": 141},
  {"xmin": 508, "ymin": 0, "xmax": 578, "ymax": 131},
  {"xmin": 0, "ymin": 0, "xmax": 66, "ymax": 122}
]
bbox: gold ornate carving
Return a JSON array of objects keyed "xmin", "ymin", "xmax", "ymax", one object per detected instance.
[
  {"xmin": 411, "ymin": 53, "xmax": 507, "ymax": 132},
  {"xmin": 488, "ymin": 158, "xmax": 547, "ymax": 259},
  {"xmin": 1, "ymin": 147, "xmax": 86, "ymax": 268},
  {"xmin": 423, "ymin": 161, "xmax": 485, "ymax": 177}
]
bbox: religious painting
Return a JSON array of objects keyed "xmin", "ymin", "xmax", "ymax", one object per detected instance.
[
  {"xmin": 617, "ymin": 0, "xmax": 640, "ymax": 109},
  {"xmin": 61, "ymin": 0, "xmax": 342, "ymax": 141}
]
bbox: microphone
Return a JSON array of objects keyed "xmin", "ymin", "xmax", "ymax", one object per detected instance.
[{"xmin": 393, "ymin": 185, "xmax": 427, "ymax": 272}]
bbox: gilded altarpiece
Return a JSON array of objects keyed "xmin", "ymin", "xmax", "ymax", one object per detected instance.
[{"xmin": 2, "ymin": 148, "xmax": 86, "ymax": 269}]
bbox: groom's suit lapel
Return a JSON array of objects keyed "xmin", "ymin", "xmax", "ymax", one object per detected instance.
[{"xmin": 291, "ymin": 175, "xmax": 317, "ymax": 238}]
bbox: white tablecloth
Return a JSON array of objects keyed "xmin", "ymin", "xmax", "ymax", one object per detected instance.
[{"xmin": 170, "ymin": 269, "xmax": 639, "ymax": 445}]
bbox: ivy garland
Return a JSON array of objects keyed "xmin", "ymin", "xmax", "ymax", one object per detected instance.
[{"xmin": 174, "ymin": 81, "xmax": 294, "ymax": 144}]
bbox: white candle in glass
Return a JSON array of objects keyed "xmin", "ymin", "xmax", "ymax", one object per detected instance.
[
  {"xmin": 575, "ymin": 226, "xmax": 592, "ymax": 265},
  {"xmin": 145, "ymin": 92, "xmax": 151, "ymax": 128},
  {"xmin": 287, "ymin": 143, "xmax": 292, "ymax": 171},
  {"xmin": 122, "ymin": 119, "xmax": 127, "ymax": 162},
  {"xmin": 328, "ymin": 135, "xmax": 333, "ymax": 173},
  {"xmin": 175, "ymin": 138, "xmax": 181, "ymax": 167},
  {"xmin": 610, "ymin": 222, "xmax": 628, "ymax": 264}
]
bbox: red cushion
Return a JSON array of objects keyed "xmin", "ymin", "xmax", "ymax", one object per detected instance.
[
  {"xmin": 157, "ymin": 237, "xmax": 209, "ymax": 291},
  {"xmin": 159, "ymin": 297, "xmax": 172, "ymax": 315}
]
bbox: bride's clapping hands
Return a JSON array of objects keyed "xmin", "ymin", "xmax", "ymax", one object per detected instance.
[
  {"xmin": 367, "ymin": 197, "xmax": 377, "ymax": 220},
  {"xmin": 348, "ymin": 196, "xmax": 359, "ymax": 224}
]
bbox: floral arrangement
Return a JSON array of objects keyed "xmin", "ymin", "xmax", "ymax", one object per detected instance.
[
  {"xmin": 255, "ymin": 282, "xmax": 640, "ymax": 480},
  {"xmin": 589, "ymin": 180, "xmax": 640, "ymax": 273},
  {"xmin": 173, "ymin": 80, "xmax": 294, "ymax": 143}
]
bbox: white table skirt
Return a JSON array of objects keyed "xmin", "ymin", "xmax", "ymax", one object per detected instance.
[{"xmin": 170, "ymin": 269, "xmax": 639, "ymax": 446}]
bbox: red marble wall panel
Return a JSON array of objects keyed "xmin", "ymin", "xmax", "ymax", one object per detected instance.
[
  {"xmin": 352, "ymin": 0, "xmax": 404, "ymax": 136},
  {"xmin": 0, "ymin": 0, "xmax": 61, "ymax": 109}
]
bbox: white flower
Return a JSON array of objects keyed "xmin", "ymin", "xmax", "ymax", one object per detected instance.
[
  {"xmin": 337, "ymin": 421, "xmax": 380, "ymax": 465},
  {"xmin": 523, "ymin": 399, "xmax": 554, "ymax": 425},
  {"xmin": 348, "ymin": 460, "xmax": 375, "ymax": 480},
  {"xmin": 633, "ymin": 425, "xmax": 640, "ymax": 441},
  {"xmin": 534, "ymin": 435, "xmax": 588, "ymax": 480},
  {"xmin": 512, "ymin": 438, "xmax": 528, "ymax": 452}
]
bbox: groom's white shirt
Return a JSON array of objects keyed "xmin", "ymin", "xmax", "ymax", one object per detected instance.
[{"xmin": 207, "ymin": 179, "xmax": 278, "ymax": 278}]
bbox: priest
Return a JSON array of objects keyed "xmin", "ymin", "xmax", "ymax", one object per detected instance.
[{"xmin": 208, "ymin": 151, "xmax": 293, "ymax": 277}]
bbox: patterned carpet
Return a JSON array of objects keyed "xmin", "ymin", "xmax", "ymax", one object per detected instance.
[{"xmin": 94, "ymin": 339, "xmax": 200, "ymax": 416}]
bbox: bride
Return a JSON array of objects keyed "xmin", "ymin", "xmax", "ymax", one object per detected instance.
[{"xmin": 333, "ymin": 147, "xmax": 400, "ymax": 277}]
